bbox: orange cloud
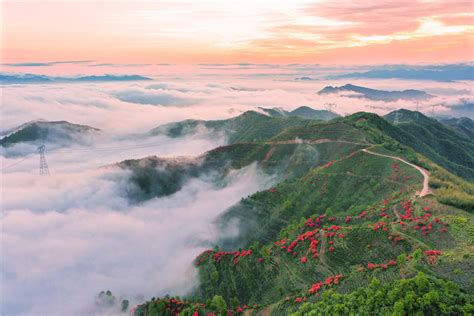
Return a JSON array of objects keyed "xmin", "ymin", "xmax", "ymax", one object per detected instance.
[{"xmin": 2, "ymin": 0, "xmax": 473, "ymax": 64}]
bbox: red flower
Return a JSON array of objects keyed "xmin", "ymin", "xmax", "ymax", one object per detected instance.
[
  {"xmin": 308, "ymin": 281, "xmax": 324, "ymax": 294},
  {"xmin": 334, "ymin": 274, "xmax": 344, "ymax": 284},
  {"xmin": 300, "ymin": 257, "xmax": 308, "ymax": 264},
  {"xmin": 424, "ymin": 250, "xmax": 442, "ymax": 256},
  {"xmin": 325, "ymin": 276, "xmax": 334, "ymax": 285}
]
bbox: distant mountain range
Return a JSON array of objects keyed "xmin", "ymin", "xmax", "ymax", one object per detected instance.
[
  {"xmin": 0, "ymin": 73, "xmax": 152, "ymax": 84},
  {"xmin": 318, "ymin": 84, "xmax": 433, "ymax": 101},
  {"xmin": 330, "ymin": 64, "xmax": 474, "ymax": 81},
  {"xmin": 0, "ymin": 120, "xmax": 100, "ymax": 147}
]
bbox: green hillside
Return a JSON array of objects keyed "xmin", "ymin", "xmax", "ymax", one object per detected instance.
[
  {"xmin": 439, "ymin": 117, "xmax": 474, "ymax": 140},
  {"xmin": 0, "ymin": 120, "xmax": 100, "ymax": 147},
  {"xmin": 218, "ymin": 151, "xmax": 423, "ymax": 247},
  {"xmin": 382, "ymin": 109, "xmax": 474, "ymax": 180},
  {"xmin": 149, "ymin": 109, "xmax": 336, "ymax": 143},
  {"xmin": 113, "ymin": 109, "xmax": 473, "ymax": 316},
  {"xmin": 118, "ymin": 141, "xmax": 367, "ymax": 203}
]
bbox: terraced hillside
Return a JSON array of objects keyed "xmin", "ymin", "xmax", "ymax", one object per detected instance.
[
  {"xmin": 217, "ymin": 150, "xmax": 423, "ymax": 248},
  {"xmin": 119, "ymin": 111, "xmax": 371, "ymax": 203},
  {"xmin": 114, "ymin": 110, "xmax": 473, "ymax": 316}
]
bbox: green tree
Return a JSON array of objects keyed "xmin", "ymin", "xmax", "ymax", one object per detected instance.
[
  {"xmin": 121, "ymin": 299, "xmax": 129, "ymax": 312},
  {"xmin": 210, "ymin": 295, "xmax": 227, "ymax": 313}
]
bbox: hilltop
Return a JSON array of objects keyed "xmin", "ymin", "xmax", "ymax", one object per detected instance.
[
  {"xmin": 0, "ymin": 120, "xmax": 101, "ymax": 147},
  {"xmin": 257, "ymin": 106, "xmax": 339, "ymax": 121},
  {"xmin": 149, "ymin": 110, "xmax": 322, "ymax": 143}
]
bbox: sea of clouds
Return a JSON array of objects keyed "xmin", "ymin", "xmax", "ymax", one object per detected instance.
[{"xmin": 1, "ymin": 64, "xmax": 472, "ymax": 315}]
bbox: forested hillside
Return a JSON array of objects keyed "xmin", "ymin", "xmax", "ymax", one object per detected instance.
[{"xmin": 110, "ymin": 110, "xmax": 473, "ymax": 316}]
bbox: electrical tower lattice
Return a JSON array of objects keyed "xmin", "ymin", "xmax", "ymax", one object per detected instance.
[{"xmin": 37, "ymin": 144, "xmax": 50, "ymax": 175}]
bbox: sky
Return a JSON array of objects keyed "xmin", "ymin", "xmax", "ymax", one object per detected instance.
[{"xmin": 3, "ymin": 0, "xmax": 474, "ymax": 65}]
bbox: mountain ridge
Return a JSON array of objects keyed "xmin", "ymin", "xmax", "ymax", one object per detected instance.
[{"xmin": 318, "ymin": 84, "xmax": 433, "ymax": 101}]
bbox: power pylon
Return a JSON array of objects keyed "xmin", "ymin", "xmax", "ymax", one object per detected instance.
[
  {"xmin": 394, "ymin": 111, "xmax": 400, "ymax": 124},
  {"xmin": 37, "ymin": 144, "xmax": 50, "ymax": 175},
  {"xmin": 324, "ymin": 102, "xmax": 336, "ymax": 112}
]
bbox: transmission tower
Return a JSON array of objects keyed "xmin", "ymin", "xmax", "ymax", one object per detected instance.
[
  {"xmin": 37, "ymin": 144, "xmax": 50, "ymax": 175},
  {"xmin": 324, "ymin": 102, "xmax": 336, "ymax": 112},
  {"xmin": 394, "ymin": 111, "xmax": 400, "ymax": 124}
]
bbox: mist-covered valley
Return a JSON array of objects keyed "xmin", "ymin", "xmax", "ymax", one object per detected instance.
[{"xmin": 1, "ymin": 63, "xmax": 473, "ymax": 315}]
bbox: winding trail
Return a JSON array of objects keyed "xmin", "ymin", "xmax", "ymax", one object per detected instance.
[
  {"xmin": 362, "ymin": 149, "xmax": 432, "ymax": 197},
  {"xmin": 262, "ymin": 139, "xmax": 369, "ymax": 146}
]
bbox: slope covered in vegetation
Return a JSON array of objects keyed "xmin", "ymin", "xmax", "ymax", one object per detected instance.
[
  {"xmin": 149, "ymin": 108, "xmax": 340, "ymax": 143},
  {"xmin": 382, "ymin": 109, "xmax": 474, "ymax": 180},
  {"xmin": 0, "ymin": 120, "xmax": 100, "ymax": 147},
  {"xmin": 110, "ymin": 109, "xmax": 473, "ymax": 316}
]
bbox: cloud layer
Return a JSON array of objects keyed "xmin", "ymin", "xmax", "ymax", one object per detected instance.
[
  {"xmin": 1, "ymin": 65, "xmax": 473, "ymax": 315},
  {"xmin": 2, "ymin": 164, "xmax": 273, "ymax": 315}
]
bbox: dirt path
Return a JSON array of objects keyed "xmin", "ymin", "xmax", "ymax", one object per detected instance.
[
  {"xmin": 262, "ymin": 139, "xmax": 369, "ymax": 146},
  {"xmin": 362, "ymin": 149, "xmax": 432, "ymax": 197},
  {"xmin": 262, "ymin": 147, "xmax": 276, "ymax": 163},
  {"xmin": 318, "ymin": 231, "xmax": 335, "ymax": 274},
  {"xmin": 390, "ymin": 205, "xmax": 431, "ymax": 249}
]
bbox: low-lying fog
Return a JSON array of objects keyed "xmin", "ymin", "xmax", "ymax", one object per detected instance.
[{"xmin": 1, "ymin": 64, "xmax": 472, "ymax": 315}]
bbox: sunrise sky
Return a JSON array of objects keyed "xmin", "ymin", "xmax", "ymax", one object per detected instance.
[{"xmin": 2, "ymin": 0, "xmax": 474, "ymax": 64}]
